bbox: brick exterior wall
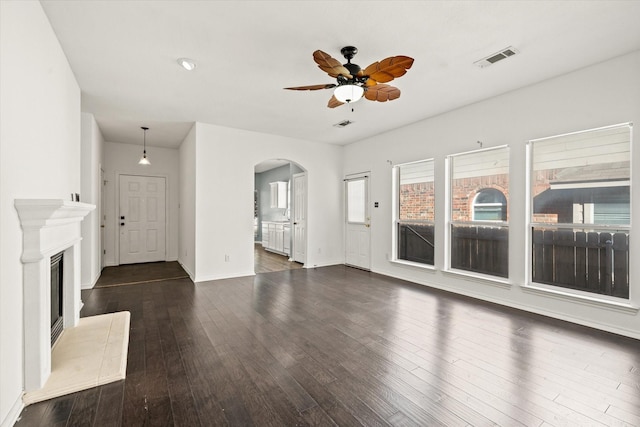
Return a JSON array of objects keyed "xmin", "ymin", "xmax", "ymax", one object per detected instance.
[
  {"xmin": 399, "ymin": 182, "xmax": 434, "ymax": 221},
  {"xmin": 398, "ymin": 171, "xmax": 561, "ymax": 223}
]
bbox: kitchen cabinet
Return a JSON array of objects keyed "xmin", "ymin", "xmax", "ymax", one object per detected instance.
[
  {"xmin": 261, "ymin": 221, "xmax": 290, "ymax": 255},
  {"xmin": 274, "ymin": 224, "xmax": 284, "ymax": 252},
  {"xmin": 283, "ymin": 224, "xmax": 291, "ymax": 255},
  {"xmin": 262, "ymin": 229, "xmax": 268, "ymax": 248}
]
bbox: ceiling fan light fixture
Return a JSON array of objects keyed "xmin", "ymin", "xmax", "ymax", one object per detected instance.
[
  {"xmin": 284, "ymin": 47, "xmax": 413, "ymax": 109},
  {"xmin": 334, "ymin": 84, "xmax": 364, "ymax": 103},
  {"xmin": 177, "ymin": 57, "xmax": 196, "ymax": 71}
]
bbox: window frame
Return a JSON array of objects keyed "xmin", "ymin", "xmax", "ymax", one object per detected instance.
[
  {"xmin": 392, "ymin": 158, "xmax": 436, "ymax": 268},
  {"xmin": 445, "ymin": 145, "xmax": 510, "ymax": 280},
  {"xmin": 525, "ymin": 122, "xmax": 632, "ymax": 302}
]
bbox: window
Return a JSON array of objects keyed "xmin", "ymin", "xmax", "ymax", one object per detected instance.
[
  {"xmin": 347, "ymin": 179, "xmax": 366, "ymax": 223},
  {"xmin": 473, "ymin": 189, "xmax": 507, "ymax": 221},
  {"xmin": 529, "ymin": 123, "xmax": 631, "ymax": 299},
  {"xmin": 448, "ymin": 146, "xmax": 509, "ymax": 278},
  {"xmin": 395, "ymin": 159, "xmax": 435, "ymax": 265}
]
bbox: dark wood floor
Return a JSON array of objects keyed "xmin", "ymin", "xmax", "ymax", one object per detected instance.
[
  {"xmin": 254, "ymin": 243, "xmax": 303, "ymax": 274},
  {"xmin": 95, "ymin": 261, "xmax": 189, "ymax": 288},
  {"xmin": 16, "ymin": 266, "xmax": 640, "ymax": 426}
]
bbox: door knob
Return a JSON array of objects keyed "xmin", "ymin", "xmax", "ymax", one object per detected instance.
[{"xmin": 120, "ymin": 222, "xmax": 125, "ymax": 226}]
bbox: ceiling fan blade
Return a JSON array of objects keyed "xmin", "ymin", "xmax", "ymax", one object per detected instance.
[
  {"xmin": 328, "ymin": 95, "xmax": 344, "ymax": 108},
  {"xmin": 364, "ymin": 84, "xmax": 401, "ymax": 102},
  {"xmin": 363, "ymin": 56, "xmax": 414, "ymax": 84},
  {"xmin": 313, "ymin": 50, "xmax": 353, "ymax": 79},
  {"xmin": 284, "ymin": 84, "xmax": 336, "ymax": 91}
]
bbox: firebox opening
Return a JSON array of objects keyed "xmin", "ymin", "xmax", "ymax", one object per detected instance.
[{"xmin": 51, "ymin": 251, "xmax": 64, "ymax": 346}]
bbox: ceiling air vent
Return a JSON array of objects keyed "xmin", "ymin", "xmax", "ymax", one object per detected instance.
[
  {"xmin": 474, "ymin": 46, "xmax": 519, "ymax": 68},
  {"xmin": 333, "ymin": 120, "xmax": 354, "ymax": 128}
]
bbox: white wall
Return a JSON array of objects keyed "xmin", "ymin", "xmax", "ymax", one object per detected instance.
[
  {"xmin": 102, "ymin": 141, "xmax": 180, "ymax": 266},
  {"xmin": 344, "ymin": 50, "xmax": 640, "ymax": 339},
  {"xmin": 80, "ymin": 113, "xmax": 104, "ymax": 288},
  {"xmin": 0, "ymin": 2, "xmax": 81, "ymax": 425},
  {"xmin": 192, "ymin": 122, "xmax": 343, "ymax": 282},
  {"xmin": 178, "ymin": 124, "xmax": 196, "ymax": 279}
]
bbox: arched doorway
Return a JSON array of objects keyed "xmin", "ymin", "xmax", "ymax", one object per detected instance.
[{"xmin": 254, "ymin": 159, "xmax": 307, "ymax": 273}]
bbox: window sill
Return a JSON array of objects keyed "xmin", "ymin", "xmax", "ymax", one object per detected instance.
[
  {"xmin": 442, "ymin": 268, "xmax": 511, "ymax": 289},
  {"xmin": 523, "ymin": 284, "xmax": 639, "ymax": 314},
  {"xmin": 390, "ymin": 259, "xmax": 436, "ymax": 271}
]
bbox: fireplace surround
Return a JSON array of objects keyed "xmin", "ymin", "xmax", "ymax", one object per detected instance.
[{"xmin": 14, "ymin": 199, "xmax": 95, "ymax": 392}]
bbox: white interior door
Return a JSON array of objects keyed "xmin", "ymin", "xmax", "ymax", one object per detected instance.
[
  {"xmin": 119, "ymin": 175, "xmax": 166, "ymax": 264},
  {"xmin": 292, "ymin": 172, "xmax": 307, "ymax": 264},
  {"xmin": 345, "ymin": 175, "xmax": 371, "ymax": 270},
  {"xmin": 100, "ymin": 168, "xmax": 105, "ymax": 268}
]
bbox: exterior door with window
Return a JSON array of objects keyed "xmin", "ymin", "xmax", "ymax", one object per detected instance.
[
  {"xmin": 119, "ymin": 175, "xmax": 166, "ymax": 264},
  {"xmin": 345, "ymin": 174, "xmax": 371, "ymax": 270}
]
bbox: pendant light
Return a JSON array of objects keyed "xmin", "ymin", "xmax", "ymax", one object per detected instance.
[{"xmin": 138, "ymin": 126, "xmax": 150, "ymax": 165}]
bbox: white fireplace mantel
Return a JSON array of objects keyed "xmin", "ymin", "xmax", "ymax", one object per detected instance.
[
  {"xmin": 15, "ymin": 199, "xmax": 95, "ymax": 261},
  {"xmin": 15, "ymin": 199, "xmax": 95, "ymax": 392},
  {"xmin": 15, "ymin": 198, "xmax": 95, "ymax": 225}
]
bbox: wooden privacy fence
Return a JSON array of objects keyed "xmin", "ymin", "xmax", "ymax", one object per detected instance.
[
  {"xmin": 532, "ymin": 228, "xmax": 629, "ymax": 298},
  {"xmin": 451, "ymin": 225, "xmax": 509, "ymax": 278},
  {"xmin": 398, "ymin": 224, "xmax": 435, "ymax": 265}
]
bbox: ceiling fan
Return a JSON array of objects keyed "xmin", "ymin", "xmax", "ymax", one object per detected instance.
[{"xmin": 284, "ymin": 46, "xmax": 414, "ymax": 108}]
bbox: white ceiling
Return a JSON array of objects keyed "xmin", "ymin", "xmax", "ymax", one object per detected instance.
[{"xmin": 40, "ymin": 1, "xmax": 640, "ymax": 149}]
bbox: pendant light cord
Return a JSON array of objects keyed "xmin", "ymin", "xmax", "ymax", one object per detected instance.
[{"xmin": 142, "ymin": 126, "xmax": 148, "ymax": 155}]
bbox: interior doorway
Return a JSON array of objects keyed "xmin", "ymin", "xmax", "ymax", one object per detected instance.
[{"xmin": 254, "ymin": 160, "xmax": 307, "ymax": 273}]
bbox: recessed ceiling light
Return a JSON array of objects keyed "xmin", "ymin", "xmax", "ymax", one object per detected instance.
[{"xmin": 177, "ymin": 57, "xmax": 196, "ymax": 71}]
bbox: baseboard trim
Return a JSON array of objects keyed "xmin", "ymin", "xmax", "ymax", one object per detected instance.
[
  {"xmin": 1, "ymin": 393, "xmax": 24, "ymax": 427},
  {"xmin": 303, "ymin": 262, "xmax": 342, "ymax": 269},
  {"xmin": 81, "ymin": 271, "xmax": 102, "ymax": 290},
  {"xmin": 177, "ymin": 260, "xmax": 194, "ymax": 281},
  {"xmin": 194, "ymin": 271, "xmax": 256, "ymax": 283}
]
